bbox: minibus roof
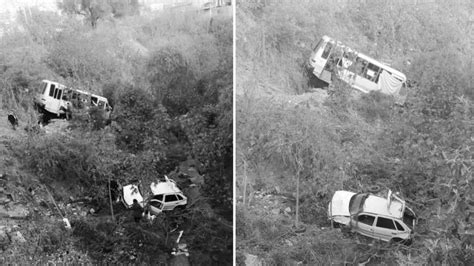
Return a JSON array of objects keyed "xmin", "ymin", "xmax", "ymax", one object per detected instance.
[{"xmin": 41, "ymin": 80, "xmax": 108, "ymax": 102}]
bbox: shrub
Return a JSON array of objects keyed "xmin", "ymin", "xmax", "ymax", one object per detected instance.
[
  {"xmin": 114, "ymin": 87, "xmax": 171, "ymax": 153},
  {"xmin": 353, "ymin": 91, "xmax": 394, "ymax": 123}
]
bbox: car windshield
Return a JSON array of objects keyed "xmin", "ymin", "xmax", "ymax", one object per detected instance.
[
  {"xmin": 403, "ymin": 207, "xmax": 416, "ymax": 229},
  {"xmin": 349, "ymin": 193, "xmax": 369, "ymax": 215}
]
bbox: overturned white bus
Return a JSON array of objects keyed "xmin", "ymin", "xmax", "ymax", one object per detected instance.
[
  {"xmin": 308, "ymin": 35, "xmax": 407, "ymax": 103},
  {"xmin": 34, "ymin": 80, "xmax": 112, "ymax": 119}
]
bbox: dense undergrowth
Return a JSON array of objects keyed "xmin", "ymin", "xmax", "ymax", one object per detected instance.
[
  {"xmin": 1, "ymin": 3, "xmax": 232, "ymax": 265},
  {"xmin": 236, "ymin": 0, "xmax": 473, "ymax": 264}
]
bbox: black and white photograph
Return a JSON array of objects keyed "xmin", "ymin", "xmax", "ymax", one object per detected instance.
[
  {"xmin": 0, "ymin": 0, "xmax": 232, "ymax": 265},
  {"xmin": 1, "ymin": 0, "xmax": 473, "ymax": 265},
  {"xmin": 236, "ymin": 0, "xmax": 472, "ymax": 265}
]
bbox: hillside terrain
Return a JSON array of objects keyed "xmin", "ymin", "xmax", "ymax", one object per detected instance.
[
  {"xmin": 0, "ymin": 2, "xmax": 232, "ymax": 265},
  {"xmin": 236, "ymin": 1, "xmax": 473, "ymax": 265}
]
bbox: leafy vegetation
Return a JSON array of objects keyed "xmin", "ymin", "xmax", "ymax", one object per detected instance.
[
  {"xmin": 1, "ymin": 2, "xmax": 232, "ymax": 265},
  {"xmin": 236, "ymin": 0, "xmax": 472, "ymax": 264}
]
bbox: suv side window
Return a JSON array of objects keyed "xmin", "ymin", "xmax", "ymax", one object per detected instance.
[
  {"xmin": 394, "ymin": 220, "xmax": 405, "ymax": 231},
  {"xmin": 176, "ymin": 194, "xmax": 184, "ymax": 200},
  {"xmin": 376, "ymin": 217, "xmax": 396, "ymax": 230},
  {"xmin": 356, "ymin": 214, "xmax": 375, "ymax": 225},
  {"xmin": 165, "ymin": 194, "xmax": 178, "ymax": 202},
  {"xmin": 153, "ymin": 194, "xmax": 164, "ymax": 201}
]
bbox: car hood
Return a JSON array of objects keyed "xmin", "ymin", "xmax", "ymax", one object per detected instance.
[{"xmin": 329, "ymin": 190, "xmax": 356, "ymax": 217}]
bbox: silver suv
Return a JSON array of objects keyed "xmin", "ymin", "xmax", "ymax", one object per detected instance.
[
  {"xmin": 146, "ymin": 177, "xmax": 187, "ymax": 215},
  {"xmin": 328, "ymin": 190, "xmax": 417, "ymax": 243}
]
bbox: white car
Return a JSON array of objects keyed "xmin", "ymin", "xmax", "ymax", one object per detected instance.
[
  {"xmin": 328, "ymin": 190, "xmax": 417, "ymax": 244},
  {"xmin": 146, "ymin": 176, "xmax": 187, "ymax": 216}
]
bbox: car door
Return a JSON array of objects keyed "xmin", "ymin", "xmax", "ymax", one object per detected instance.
[
  {"xmin": 163, "ymin": 194, "xmax": 179, "ymax": 210},
  {"xmin": 148, "ymin": 194, "xmax": 164, "ymax": 215},
  {"xmin": 374, "ymin": 216, "xmax": 398, "ymax": 242},
  {"xmin": 351, "ymin": 213, "xmax": 375, "ymax": 238},
  {"xmin": 148, "ymin": 199, "xmax": 164, "ymax": 215}
]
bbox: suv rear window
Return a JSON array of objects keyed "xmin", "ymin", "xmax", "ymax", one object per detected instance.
[
  {"xmin": 376, "ymin": 217, "xmax": 396, "ymax": 230},
  {"xmin": 403, "ymin": 208, "xmax": 416, "ymax": 230},
  {"xmin": 165, "ymin": 194, "xmax": 178, "ymax": 202}
]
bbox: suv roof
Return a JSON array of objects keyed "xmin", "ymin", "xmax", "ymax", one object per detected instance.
[
  {"xmin": 351, "ymin": 192, "xmax": 405, "ymax": 219},
  {"xmin": 150, "ymin": 176, "xmax": 183, "ymax": 195}
]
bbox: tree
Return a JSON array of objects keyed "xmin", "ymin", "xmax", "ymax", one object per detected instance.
[
  {"xmin": 180, "ymin": 82, "xmax": 233, "ymax": 213},
  {"xmin": 58, "ymin": 0, "xmax": 112, "ymax": 28},
  {"xmin": 114, "ymin": 87, "xmax": 171, "ymax": 153},
  {"xmin": 46, "ymin": 30, "xmax": 123, "ymax": 90},
  {"xmin": 109, "ymin": 0, "xmax": 140, "ymax": 18},
  {"xmin": 146, "ymin": 47, "xmax": 195, "ymax": 115}
]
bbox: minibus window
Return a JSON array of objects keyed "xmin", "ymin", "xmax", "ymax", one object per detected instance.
[
  {"xmin": 49, "ymin": 84, "xmax": 55, "ymax": 97},
  {"xmin": 352, "ymin": 57, "xmax": 368, "ymax": 76},
  {"xmin": 365, "ymin": 63, "xmax": 381, "ymax": 82},
  {"xmin": 313, "ymin": 39, "xmax": 323, "ymax": 51},
  {"xmin": 321, "ymin": 42, "xmax": 333, "ymax": 59},
  {"xmin": 41, "ymin": 82, "xmax": 48, "ymax": 94}
]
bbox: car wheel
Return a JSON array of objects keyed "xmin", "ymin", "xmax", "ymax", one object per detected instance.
[{"xmin": 176, "ymin": 205, "xmax": 186, "ymax": 210}]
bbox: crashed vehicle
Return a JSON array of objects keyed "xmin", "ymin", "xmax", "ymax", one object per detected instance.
[
  {"xmin": 328, "ymin": 190, "xmax": 417, "ymax": 244},
  {"xmin": 146, "ymin": 177, "xmax": 188, "ymax": 216},
  {"xmin": 34, "ymin": 79, "xmax": 112, "ymax": 119},
  {"xmin": 121, "ymin": 177, "xmax": 187, "ymax": 216}
]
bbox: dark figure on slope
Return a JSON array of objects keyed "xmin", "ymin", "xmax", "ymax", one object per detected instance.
[
  {"xmin": 131, "ymin": 199, "xmax": 143, "ymax": 223},
  {"xmin": 7, "ymin": 112, "xmax": 18, "ymax": 130}
]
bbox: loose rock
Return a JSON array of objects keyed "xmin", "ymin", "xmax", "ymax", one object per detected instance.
[{"xmin": 10, "ymin": 231, "xmax": 26, "ymax": 244}]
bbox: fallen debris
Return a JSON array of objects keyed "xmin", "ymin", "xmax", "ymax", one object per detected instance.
[{"xmin": 0, "ymin": 204, "xmax": 29, "ymax": 219}]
